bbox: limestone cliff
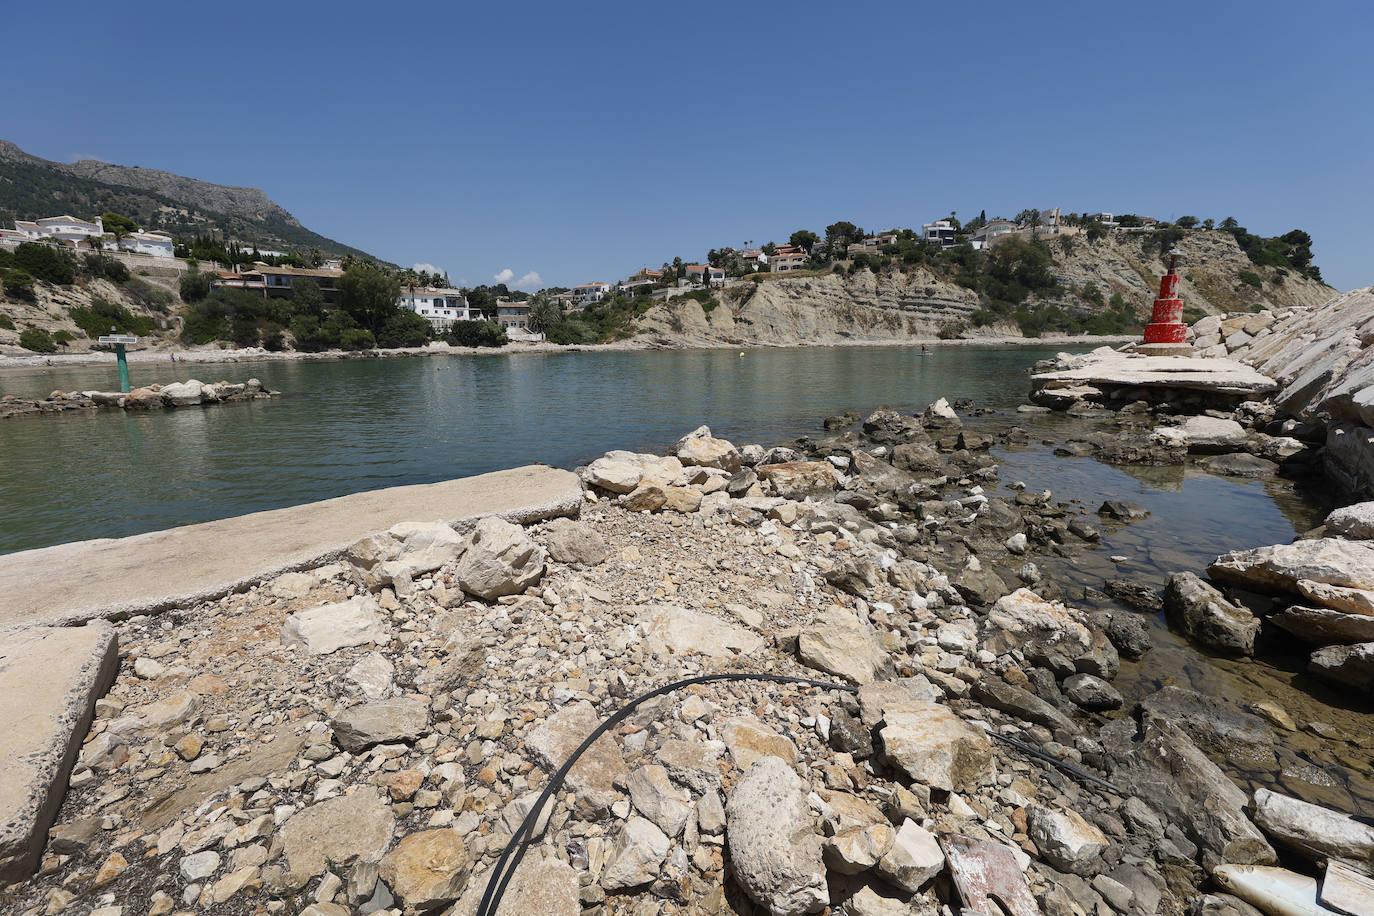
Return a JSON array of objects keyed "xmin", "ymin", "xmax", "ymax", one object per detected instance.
[
  {"xmin": 632, "ymin": 230, "xmax": 1332, "ymax": 348},
  {"xmin": 633, "ymin": 268, "xmax": 984, "ymax": 347}
]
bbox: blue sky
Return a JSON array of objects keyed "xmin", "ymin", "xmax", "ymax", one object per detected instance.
[{"xmin": 5, "ymin": 1, "xmax": 1371, "ymax": 291}]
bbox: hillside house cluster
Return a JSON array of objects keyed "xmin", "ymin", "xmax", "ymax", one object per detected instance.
[
  {"xmin": 211, "ymin": 263, "xmax": 345, "ymax": 304},
  {"xmin": 0, "ymin": 214, "xmax": 174, "ymax": 258}
]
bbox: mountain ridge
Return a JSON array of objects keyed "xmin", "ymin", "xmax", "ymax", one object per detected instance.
[{"xmin": 0, "ymin": 139, "xmax": 374, "ymax": 260}]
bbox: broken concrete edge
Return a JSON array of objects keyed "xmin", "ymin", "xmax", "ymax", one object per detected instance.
[
  {"xmin": 22, "ymin": 485, "xmax": 583, "ymax": 632},
  {"xmin": 0, "ymin": 624, "xmax": 119, "ymax": 884}
]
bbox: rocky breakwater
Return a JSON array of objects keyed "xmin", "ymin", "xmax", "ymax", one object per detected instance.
[
  {"xmin": 0, "ymin": 378, "xmax": 278, "ymax": 419},
  {"xmin": 9, "ymin": 409, "xmax": 1372, "ymax": 916},
  {"xmin": 1202, "ymin": 286, "xmax": 1374, "ymax": 499}
]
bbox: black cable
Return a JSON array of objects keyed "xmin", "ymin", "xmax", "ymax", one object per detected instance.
[
  {"xmin": 475, "ymin": 671, "xmax": 1123, "ymax": 915},
  {"xmin": 476, "ymin": 672, "xmax": 855, "ymax": 916}
]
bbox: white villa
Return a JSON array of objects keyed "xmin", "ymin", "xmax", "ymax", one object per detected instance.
[
  {"xmin": 572, "ymin": 282, "xmax": 612, "ymax": 306},
  {"xmin": 0, "ymin": 214, "xmax": 174, "ymax": 258},
  {"xmin": 921, "ymin": 219, "xmax": 958, "ymax": 248},
  {"xmin": 108, "ymin": 231, "xmax": 174, "ymax": 258},
  {"xmin": 398, "ymin": 287, "xmax": 473, "ymax": 330}
]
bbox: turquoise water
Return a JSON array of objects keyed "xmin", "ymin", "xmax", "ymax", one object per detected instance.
[{"xmin": 0, "ymin": 345, "xmax": 1077, "ymax": 553}]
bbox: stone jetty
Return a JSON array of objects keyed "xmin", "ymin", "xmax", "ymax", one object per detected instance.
[
  {"xmin": 2, "ymin": 412, "xmax": 1370, "ymax": 916},
  {"xmin": 0, "ymin": 378, "xmax": 278, "ymax": 419}
]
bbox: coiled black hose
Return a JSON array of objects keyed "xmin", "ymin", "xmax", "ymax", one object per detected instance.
[{"xmin": 475, "ymin": 671, "xmax": 1120, "ymax": 916}]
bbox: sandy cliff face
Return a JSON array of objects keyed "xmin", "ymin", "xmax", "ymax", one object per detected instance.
[
  {"xmin": 634, "ymin": 269, "xmax": 982, "ymax": 347},
  {"xmin": 633, "ymin": 231, "xmax": 1332, "ymax": 348}
]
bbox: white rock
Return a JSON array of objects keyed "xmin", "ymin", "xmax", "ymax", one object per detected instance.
[
  {"xmin": 726, "ymin": 756, "xmax": 829, "ymax": 916},
  {"xmin": 346, "ymin": 652, "xmax": 395, "ymax": 700},
  {"xmin": 1027, "ymin": 805, "xmax": 1108, "ymax": 875},
  {"xmin": 600, "ymin": 816, "xmax": 670, "ymax": 890},
  {"xmin": 453, "ymin": 516, "xmax": 546, "ymax": 600},
  {"xmin": 875, "ymin": 819, "xmax": 945, "ymax": 892},
  {"xmin": 626, "ymin": 765, "xmax": 693, "ymax": 837},
  {"xmin": 281, "ymin": 596, "xmax": 386, "ymax": 655},
  {"xmin": 179, "ymin": 851, "xmax": 221, "ymax": 882}
]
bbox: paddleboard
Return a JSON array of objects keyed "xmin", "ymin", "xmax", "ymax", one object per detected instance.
[{"xmin": 1213, "ymin": 865, "xmax": 1344, "ymax": 916}]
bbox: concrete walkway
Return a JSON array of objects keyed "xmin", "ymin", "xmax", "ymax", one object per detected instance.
[{"xmin": 0, "ymin": 465, "xmax": 583, "ymax": 632}]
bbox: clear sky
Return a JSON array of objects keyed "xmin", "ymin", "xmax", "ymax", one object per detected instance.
[{"xmin": 5, "ymin": 1, "xmax": 1371, "ymax": 291}]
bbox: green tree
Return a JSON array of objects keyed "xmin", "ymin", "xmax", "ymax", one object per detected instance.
[
  {"xmin": 338, "ymin": 262, "xmax": 401, "ymax": 334},
  {"xmin": 465, "ymin": 286, "xmax": 495, "ymax": 319},
  {"xmin": 789, "ymin": 230, "xmax": 820, "ymax": 253},
  {"xmin": 375, "ymin": 309, "xmax": 432, "ymax": 348},
  {"xmin": 14, "ymin": 243, "xmax": 76, "ymax": 284},
  {"xmin": 19, "ymin": 327, "xmax": 56, "ymax": 352},
  {"xmin": 101, "ymin": 212, "xmax": 139, "ymax": 237},
  {"xmin": 290, "ymin": 277, "xmax": 327, "ymax": 318},
  {"xmin": 1176, "ymin": 216, "xmax": 1199, "ymax": 229},
  {"xmin": 1220, "ymin": 216, "xmax": 1239, "ymax": 230},
  {"xmin": 3, "ymin": 268, "xmax": 36, "ymax": 299},
  {"xmin": 825, "ymin": 221, "xmax": 863, "ymax": 248},
  {"xmin": 179, "ymin": 270, "xmax": 214, "ymax": 303},
  {"xmin": 1202, "ymin": 219, "xmax": 1215, "ymax": 230},
  {"xmin": 527, "ymin": 298, "xmax": 562, "ymax": 333}
]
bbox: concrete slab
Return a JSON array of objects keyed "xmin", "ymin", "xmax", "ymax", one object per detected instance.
[
  {"xmin": 1032, "ymin": 354, "xmax": 1277, "ymax": 396},
  {"xmin": 0, "ymin": 623, "xmax": 119, "ymax": 882},
  {"xmin": 0, "ymin": 466, "xmax": 583, "ymax": 631}
]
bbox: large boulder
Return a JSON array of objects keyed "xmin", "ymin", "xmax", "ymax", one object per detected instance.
[
  {"xmin": 1209, "ymin": 538, "xmax": 1374, "ymax": 593},
  {"xmin": 331, "ymin": 696, "xmax": 431, "ymax": 752},
  {"xmin": 981, "ymin": 588, "xmax": 1093, "ymax": 660},
  {"xmin": 538, "ymin": 518, "xmax": 608, "ymax": 567},
  {"xmin": 1109, "ymin": 717, "xmax": 1275, "ymax": 870},
  {"xmin": 1324, "ymin": 501, "xmax": 1374, "ymax": 539},
  {"xmin": 453, "ymin": 516, "xmax": 546, "ymax": 599},
  {"xmin": 726, "ymin": 756, "xmax": 829, "ymax": 916},
  {"xmin": 279, "ymin": 790, "xmax": 396, "ymax": 879},
  {"xmin": 1271, "ymin": 606, "xmax": 1374, "ymax": 644},
  {"xmin": 525, "ymin": 701, "xmax": 627, "ymax": 814},
  {"xmin": 798, "ymin": 607, "xmax": 889, "ymax": 685},
  {"xmin": 1027, "ymin": 805, "xmax": 1109, "ymax": 875},
  {"xmin": 1251, "ymin": 788, "xmax": 1374, "ymax": 867},
  {"xmin": 581, "ymin": 454, "xmax": 643, "ymax": 494},
  {"xmin": 160, "ymin": 380, "xmax": 206, "ymax": 406},
  {"xmin": 876, "ymin": 701, "xmax": 993, "ymax": 793},
  {"xmin": 378, "ymin": 521, "xmax": 466, "ymax": 582},
  {"xmin": 972, "ymin": 676, "xmax": 1078, "ymax": 735},
  {"xmin": 637, "ymin": 604, "xmax": 762, "ymax": 658},
  {"xmin": 281, "ymin": 597, "xmax": 387, "ymax": 656},
  {"xmin": 675, "ymin": 425, "xmax": 742, "ymax": 472},
  {"xmin": 1295, "ymin": 579, "xmax": 1374, "ymax": 616},
  {"xmin": 1162, "ymin": 573, "xmax": 1260, "ymax": 655},
  {"xmin": 1308, "ymin": 642, "xmax": 1374, "ymax": 689},
  {"xmin": 756, "ymin": 462, "xmax": 840, "ymax": 500},
  {"xmin": 921, "ymin": 398, "xmax": 961, "ymax": 430},
  {"xmin": 1181, "ymin": 416, "xmax": 1249, "ymax": 454},
  {"xmin": 379, "ymin": 829, "xmax": 472, "ymax": 909}
]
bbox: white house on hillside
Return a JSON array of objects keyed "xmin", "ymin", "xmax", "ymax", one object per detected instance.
[
  {"xmin": 398, "ymin": 287, "xmax": 474, "ymax": 330},
  {"xmin": 572, "ymin": 282, "xmax": 612, "ymax": 306},
  {"xmin": 2, "ymin": 214, "xmax": 105, "ymax": 246},
  {"xmin": 922, "ymin": 219, "xmax": 957, "ymax": 248},
  {"xmin": 108, "ymin": 231, "xmax": 174, "ymax": 258}
]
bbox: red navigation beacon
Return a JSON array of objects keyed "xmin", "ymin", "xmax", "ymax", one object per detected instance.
[{"xmin": 1142, "ymin": 248, "xmax": 1190, "ymax": 349}]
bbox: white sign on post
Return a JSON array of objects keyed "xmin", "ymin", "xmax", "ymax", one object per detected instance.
[{"xmin": 97, "ymin": 335, "xmax": 138, "ymax": 345}]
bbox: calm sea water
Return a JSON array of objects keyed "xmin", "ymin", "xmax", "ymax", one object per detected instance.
[
  {"xmin": 1, "ymin": 345, "xmax": 1078, "ymax": 553},
  {"xmin": 4, "ymin": 343, "xmax": 1367, "ymax": 805}
]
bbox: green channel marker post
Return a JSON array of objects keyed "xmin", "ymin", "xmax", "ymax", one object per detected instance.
[{"xmin": 97, "ymin": 330, "xmax": 138, "ymax": 393}]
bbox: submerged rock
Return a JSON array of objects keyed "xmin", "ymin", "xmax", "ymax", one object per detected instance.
[
  {"xmin": 1271, "ymin": 605, "xmax": 1374, "ymax": 644},
  {"xmin": 1162, "ymin": 572, "xmax": 1260, "ymax": 655}
]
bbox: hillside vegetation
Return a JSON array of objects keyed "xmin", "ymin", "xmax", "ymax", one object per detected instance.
[
  {"xmin": 630, "ymin": 227, "xmax": 1332, "ymax": 347},
  {"xmin": 0, "ymin": 140, "xmax": 374, "ymax": 260}
]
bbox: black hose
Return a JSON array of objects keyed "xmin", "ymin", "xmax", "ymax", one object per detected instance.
[
  {"xmin": 475, "ymin": 671, "xmax": 1121, "ymax": 915},
  {"xmin": 476, "ymin": 672, "xmax": 855, "ymax": 916}
]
